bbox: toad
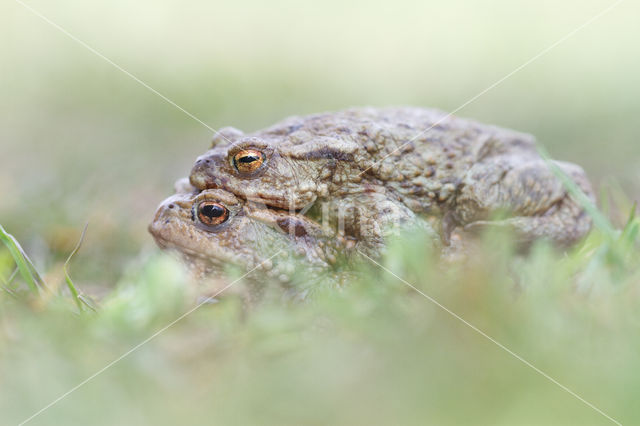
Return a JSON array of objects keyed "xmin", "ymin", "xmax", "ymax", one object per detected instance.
[
  {"xmin": 148, "ymin": 180, "xmax": 350, "ymax": 283},
  {"xmin": 189, "ymin": 107, "xmax": 594, "ymax": 247}
]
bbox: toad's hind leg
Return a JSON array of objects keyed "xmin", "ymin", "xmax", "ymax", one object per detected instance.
[{"xmin": 454, "ymin": 158, "xmax": 594, "ymax": 247}]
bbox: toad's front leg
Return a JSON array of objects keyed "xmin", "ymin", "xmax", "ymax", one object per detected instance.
[{"xmin": 452, "ymin": 156, "xmax": 594, "ymax": 247}]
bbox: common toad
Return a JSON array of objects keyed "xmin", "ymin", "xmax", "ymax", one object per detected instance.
[
  {"xmin": 190, "ymin": 107, "xmax": 594, "ymax": 247},
  {"xmin": 148, "ymin": 180, "xmax": 349, "ymax": 281}
]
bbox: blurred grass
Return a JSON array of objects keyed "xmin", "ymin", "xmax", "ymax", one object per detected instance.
[
  {"xmin": 2, "ymin": 0, "xmax": 640, "ymax": 424},
  {"xmin": 0, "ymin": 224, "xmax": 43, "ymax": 293},
  {"xmin": 3, "ymin": 218, "xmax": 640, "ymax": 425}
]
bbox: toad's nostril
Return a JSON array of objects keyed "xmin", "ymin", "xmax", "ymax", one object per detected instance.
[{"xmin": 193, "ymin": 158, "xmax": 211, "ymax": 171}]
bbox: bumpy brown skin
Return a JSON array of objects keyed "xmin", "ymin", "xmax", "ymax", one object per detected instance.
[
  {"xmin": 148, "ymin": 184, "xmax": 348, "ymax": 281},
  {"xmin": 190, "ymin": 107, "xmax": 594, "ymax": 247}
]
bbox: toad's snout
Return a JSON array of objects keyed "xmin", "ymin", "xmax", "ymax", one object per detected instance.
[
  {"xmin": 148, "ymin": 202, "xmax": 173, "ymax": 242},
  {"xmin": 148, "ymin": 195, "xmax": 185, "ymax": 243}
]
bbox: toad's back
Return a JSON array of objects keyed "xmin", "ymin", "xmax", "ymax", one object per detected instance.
[{"xmin": 257, "ymin": 107, "xmax": 539, "ymax": 211}]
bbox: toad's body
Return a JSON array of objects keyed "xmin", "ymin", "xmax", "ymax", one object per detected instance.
[{"xmin": 190, "ymin": 107, "xmax": 594, "ymax": 247}]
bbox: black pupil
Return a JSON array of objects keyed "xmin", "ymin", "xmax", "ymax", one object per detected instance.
[
  {"xmin": 201, "ymin": 204, "xmax": 225, "ymax": 218},
  {"xmin": 238, "ymin": 154, "xmax": 259, "ymax": 163}
]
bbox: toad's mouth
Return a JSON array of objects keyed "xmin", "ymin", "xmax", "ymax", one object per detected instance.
[
  {"xmin": 149, "ymin": 233, "xmax": 232, "ymax": 269},
  {"xmin": 148, "ymin": 224, "xmax": 231, "ymax": 266},
  {"xmin": 241, "ymin": 197, "xmax": 314, "ymax": 216},
  {"xmin": 264, "ymin": 203, "xmax": 308, "ymax": 214},
  {"xmin": 200, "ymin": 178, "xmax": 312, "ymax": 211},
  {"xmin": 149, "ymin": 231, "xmax": 205, "ymax": 258},
  {"xmin": 240, "ymin": 194, "xmax": 309, "ymax": 211}
]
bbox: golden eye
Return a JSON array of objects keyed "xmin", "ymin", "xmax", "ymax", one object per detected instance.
[
  {"xmin": 197, "ymin": 201, "xmax": 229, "ymax": 226},
  {"xmin": 233, "ymin": 149, "xmax": 265, "ymax": 173}
]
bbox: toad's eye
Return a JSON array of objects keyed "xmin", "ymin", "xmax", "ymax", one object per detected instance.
[
  {"xmin": 197, "ymin": 202, "xmax": 229, "ymax": 226},
  {"xmin": 232, "ymin": 149, "xmax": 265, "ymax": 173}
]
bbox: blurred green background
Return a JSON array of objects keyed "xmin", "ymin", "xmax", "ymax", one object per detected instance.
[{"xmin": 2, "ymin": 0, "xmax": 640, "ymax": 424}]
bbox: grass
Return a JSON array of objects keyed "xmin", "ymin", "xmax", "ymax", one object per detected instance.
[
  {"xmin": 62, "ymin": 223, "xmax": 96, "ymax": 312},
  {"xmin": 1, "ymin": 187, "xmax": 640, "ymax": 425},
  {"xmin": 0, "ymin": 224, "xmax": 44, "ymax": 294}
]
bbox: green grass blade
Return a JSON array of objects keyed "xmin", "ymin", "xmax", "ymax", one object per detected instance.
[
  {"xmin": 6, "ymin": 266, "xmax": 18, "ymax": 286},
  {"xmin": 78, "ymin": 294, "xmax": 98, "ymax": 312},
  {"xmin": 0, "ymin": 267, "xmax": 19, "ymax": 298},
  {"xmin": 624, "ymin": 202, "xmax": 637, "ymax": 230},
  {"xmin": 0, "ymin": 224, "xmax": 44, "ymax": 293},
  {"xmin": 64, "ymin": 223, "xmax": 90, "ymax": 312},
  {"xmin": 537, "ymin": 146, "xmax": 616, "ymax": 237},
  {"xmin": 598, "ymin": 183, "xmax": 611, "ymax": 219}
]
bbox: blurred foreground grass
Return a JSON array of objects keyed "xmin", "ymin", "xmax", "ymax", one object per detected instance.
[
  {"xmin": 3, "ymin": 0, "xmax": 640, "ymax": 424},
  {"xmin": 2, "ymin": 186, "xmax": 640, "ymax": 425}
]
